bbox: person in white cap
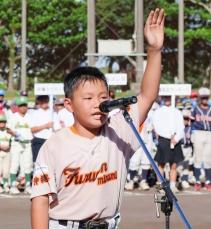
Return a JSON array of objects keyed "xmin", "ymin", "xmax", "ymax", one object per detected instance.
[
  {"xmin": 8, "ymin": 96, "xmax": 33, "ymax": 194},
  {"xmin": 54, "ymin": 98, "xmax": 74, "ymax": 128},
  {"xmin": 0, "ymin": 111, "xmax": 12, "ymax": 193},
  {"xmin": 177, "ymin": 109, "xmax": 194, "ymax": 189},
  {"xmin": 191, "ymin": 87, "xmax": 211, "ymax": 191}
]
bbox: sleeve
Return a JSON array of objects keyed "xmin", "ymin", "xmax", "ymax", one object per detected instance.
[
  {"xmin": 53, "ymin": 112, "xmax": 62, "ymax": 131},
  {"xmin": 28, "ymin": 111, "xmax": 36, "ymax": 128},
  {"xmin": 191, "ymin": 107, "xmax": 196, "ymax": 120},
  {"xmin": 174, "ymin": 110, "xmax": 185, "ymax": 143},
  {"xmin": 31, "ymin": 142, "xmax": 57, "ymax": 199},
  {"xmin": 109, "ymin": 102, "xmax": 141, "ymax": 152},
  {"xmin": 6, "ymin": 115, "xmax": 15, "ymax": 130}
]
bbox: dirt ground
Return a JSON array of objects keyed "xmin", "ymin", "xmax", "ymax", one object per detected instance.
[{"xmin": 0, "ymin": 188, "xmax": 210, "ymax": 229}]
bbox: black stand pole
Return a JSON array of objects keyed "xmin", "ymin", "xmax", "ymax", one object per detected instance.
[
  {"xmin": 161, "ymin": 195, "xmax": 173, "ymax": 229},
  {"xmin": 122, "ymin": 108, "xmax": 192, "ymax": 229}
]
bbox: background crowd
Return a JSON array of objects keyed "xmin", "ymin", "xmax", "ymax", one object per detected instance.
[
  {"xmin": 125, "ymin": 87, "xmax": 211, "ymax": 193},
  {"xmin": 0, "ymin": 86, "xmax": 210, "ymax": 195}
]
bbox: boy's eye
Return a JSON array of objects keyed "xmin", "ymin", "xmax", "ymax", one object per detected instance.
[{"xmin": 84, "ymin": 97, "xmax": 92, "ymax": 100}]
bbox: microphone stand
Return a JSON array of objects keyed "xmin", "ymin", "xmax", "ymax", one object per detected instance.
[{"xmin": 122, "ymin": 108, "xmax": 192, "ymax": 229}]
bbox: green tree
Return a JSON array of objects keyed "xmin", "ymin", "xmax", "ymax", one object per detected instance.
[
  {"xmin": 146, "ymin": 0, "xmax": 211, "ymax": 87},
  {"xmin": 0, "ymin": 0, "xmax": 21, "ymax": 91},
  {"xmin": 27, "ymin": 0, "xmax": 87, "ymax": 86},
  {"xmin": 96, "ymin": 0, "xmax": 211, "ymax": 87},
  {"xmin": 0, "ymin": 0, "xmax": 86, "ymax": 90}
]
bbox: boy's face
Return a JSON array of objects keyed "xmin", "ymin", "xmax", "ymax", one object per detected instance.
[
  {"xmin": 200, "ymin": 96, "xmax": 209, "ymax": 106},
  {"xmin": 65, "ymin": 79, "xmax": 109, "ymax": 129},
  {"xmin": 18, "ymin": 104, "xmax": 28, "ymax": 114},
  {"xmin": 39, "ymin": 102, "xmax": 49, "ymax": 110},
  {"xmin": 0, "ymin": 121, "xmax": 6, "ymax": 129}
]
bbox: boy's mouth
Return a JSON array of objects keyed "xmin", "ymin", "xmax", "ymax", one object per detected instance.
[{"xmin": 92, "ymin": 112, "xmax": 107, "ymax": 119}]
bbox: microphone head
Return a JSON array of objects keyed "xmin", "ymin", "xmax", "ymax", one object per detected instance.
[
  {"xmin": 99, "ymin": 96, "xmax": 138, "ymax": 113},
  {"xmin": 99, "ymin": 100, "xmax": 110, "ymax": 113},
  {"xmin": 130, "ymin": 96, "xmax": 138, "ymax": 104}
]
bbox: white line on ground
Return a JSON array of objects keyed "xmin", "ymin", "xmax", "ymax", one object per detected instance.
[
  {"xmin": 0, "ymin": 194, "xmax": 30, "ymax": 199},
  {"xmin": 124, "ymin": 190, "xmax": 211, "ymax": 197}
]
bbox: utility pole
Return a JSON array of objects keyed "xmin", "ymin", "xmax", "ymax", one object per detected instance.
[
  {"xmin": 135, "ymin": 0, "xmax": 144, "ymax": 83},
  {"xmin": 87, "ymin": 0, "xmax": 96, "ymax": 66},
  {"xmin": 178, "ymin": 0, "xmax": 184, "ymax": 83},
  {"xmin": 21, "ymin": 0, "xmax": 27, "ymax": 91}
]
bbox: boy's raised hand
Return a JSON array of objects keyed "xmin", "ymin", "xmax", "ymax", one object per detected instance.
[{"xmin": 144, "ymin": 8, "xmax": 165, "ymax": 51}]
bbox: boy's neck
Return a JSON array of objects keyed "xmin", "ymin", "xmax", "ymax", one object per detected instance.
[{"xmin": 72, "ymin": 123, "xmax": 101, "ymax": 139}]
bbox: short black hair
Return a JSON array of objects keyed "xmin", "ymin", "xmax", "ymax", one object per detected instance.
[
  {"xmin": 64, "ymin": 66, "xmax": 108, "ymax": 98},
  {"xmin": 36, "ymin": 95, "xmax": 49, "ymax": 104}
]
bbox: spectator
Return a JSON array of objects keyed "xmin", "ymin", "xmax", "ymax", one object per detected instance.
[
  {"xmin": 191, "ymin": 87, "xmax": 211, "ymax": 191},
  {"xmin": 0, "ymin": 89, "xmax": 9, "ymax": 110},
  {"xmin": 177, "ymin": 109, "xmax": 194, "ymax": 189},
  {"xmin": 30, "ymin": 96, "xmax": 55, "ymax": 162},
  {"xmin": 152, "ymin": 96, "xmax": 184, "ymax": 193},
  {"xmin": 0, "ymin": 111, "xmax": 12, "ymax": 193},
  {"xmin": 54, "ymin": 98, "xmax": 74, "ymax": 128},
  {"xmin": 125, "ymin": 104, "xmax": 158, "ymax": 191},
  {"xmin": 8, "ymin": 96, "xmax": 33, "ymax": 194}
]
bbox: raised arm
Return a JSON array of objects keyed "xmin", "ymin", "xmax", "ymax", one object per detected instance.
[{"xmin": 138, "ymin": 8, "xmax": 165, "ymax": 124}]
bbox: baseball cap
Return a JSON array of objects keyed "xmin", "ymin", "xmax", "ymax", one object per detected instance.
[
  {"xmin": 54, "ymin": 98, "xmax": 64, "ymax": 105},
  {"xmin": 15, "ymin": 96, "xmax": 28, "ymax": 106},
  {"xmin": 198, "ymin": 87, "xmax": 210, "ymax": 97},
  {"xmin": 0, "ymin": 112, "xmax": 7, "ymax": 122},
  {"xmin": 0, "ymin": 89, "xmax": 5, "ymax": 96},
  {"xmin": 190, "ymin": 91, "xmax": 198, "ymax": 99}
]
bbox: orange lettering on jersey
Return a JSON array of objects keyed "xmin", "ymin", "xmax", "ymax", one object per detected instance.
[
  {"xmin": 40, "ymin": 173, "xmax": 50, "ymax": 184},
  {"xmin": 33, "ymin": 176, "xmax": 39, "ymax": 186},
  {"xmin": 97, "ymin": 171, "xmax": 117, "ymax": 185},
  {"xmin": 63, "ymin": 167, "xmax": 80, "ymax": 187},
  {"xmin": 33, "ymin": 173, "xmax": 50, "ymax": 186},
  {"xmin": 62, "ymin": 162, "xmax": 117, "ymax": 187}
]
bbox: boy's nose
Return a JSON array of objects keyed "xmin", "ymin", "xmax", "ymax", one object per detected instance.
[{"xmin": 94, "ymin": 99, "xmax": 102, "ymax": 108}]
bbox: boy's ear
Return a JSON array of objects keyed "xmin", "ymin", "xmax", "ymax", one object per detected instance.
[{"xmin": 64, "ymin": 98, "xmax": 73, "ymax": 113}]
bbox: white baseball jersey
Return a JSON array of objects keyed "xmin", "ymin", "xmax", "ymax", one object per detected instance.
[
  {"xmin": 8, "ymin": 112, "xmax": 33, "ymax": 141},
  {"xmin": 31, "ymin": 103, "xmax": 140, "ymax": 220},
  {"xmin": 57, "ymin": 108, "xmax": 74, "ymax": 128},
  {"xmin": 29, "ymin": 108, "xmax": 54, "ymax": 139},
  {"xmin": 0, "ymin": 129, "xmax": 11, "ymax": 179},
  {"xmin": 0, "ymin": 129, "xmax": 11, "ymax": 151}
]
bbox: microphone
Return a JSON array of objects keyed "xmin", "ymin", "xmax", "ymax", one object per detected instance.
[{"xmin": 99, "ymin": 96, "xmax": 137, "ymax": 113}]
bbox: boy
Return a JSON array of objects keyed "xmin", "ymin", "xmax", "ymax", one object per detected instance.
[
  {"xmin": 31, "ymin": 8, "xmax": 165, "ymax": 229},
  {"xmin": 0, "ymin": 111, "xmax": 12, "ymax": 193},
  {"xmin": 191, "ymin": 87, "xmax": 211, "ymax": 191},
  {"xmin": 8, "ymin": 96, "xmax": 33, "ymax": 194},
  {"xmin": 30, "ymin": 95, "xmax": 58, "ymax": 162}
]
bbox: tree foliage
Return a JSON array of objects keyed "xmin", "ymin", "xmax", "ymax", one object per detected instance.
[
  {"xmin": 0, "ymin": 0, "xmax": 86, "ymax": 90},
  {"xmin": 146, "ymin": 0, "xmax": 211, "ymax": 87},
  {"xmin": 0, "ymin": 0, "xmax": 210, "ymax": 90}
]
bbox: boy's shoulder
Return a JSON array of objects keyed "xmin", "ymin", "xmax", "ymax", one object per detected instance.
[{"xmin": 48, "ymin": 127, "xmax": 71, "ymax": 142}]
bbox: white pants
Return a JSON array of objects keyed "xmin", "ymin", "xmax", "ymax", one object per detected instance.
[
  {"xmin": 10, "ymin": 141, "xmax": 33, "ymax": 174},
  {"xmin": 129, "ymin": 146, "xmax": 152, "ymax": 171},
  {"xmin": 49, "ymin": 214, "xmax": 120, "ymax": 229},
  {"xmin": 191, "ymin": 131, "xmax": 211, "ymax": 169},
  {"xmin": 0, "ymin": 151, "xmax": 10, "ymax": 179}
]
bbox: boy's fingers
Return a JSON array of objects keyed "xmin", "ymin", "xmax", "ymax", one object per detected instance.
[
  {"xmin": 146, "ymin": 10, "xmax": 154, "ymax": 26},
  {"xmin": 152, "ymin": 8, "xmax": 160, "ymax": 24},
  {"xmin": 157, "ymin": 9, "xmax": 165, "ymax": 25},
  {"xmin": 160, "ymin": 14, "xmax": 165, "ymax": 27}
]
